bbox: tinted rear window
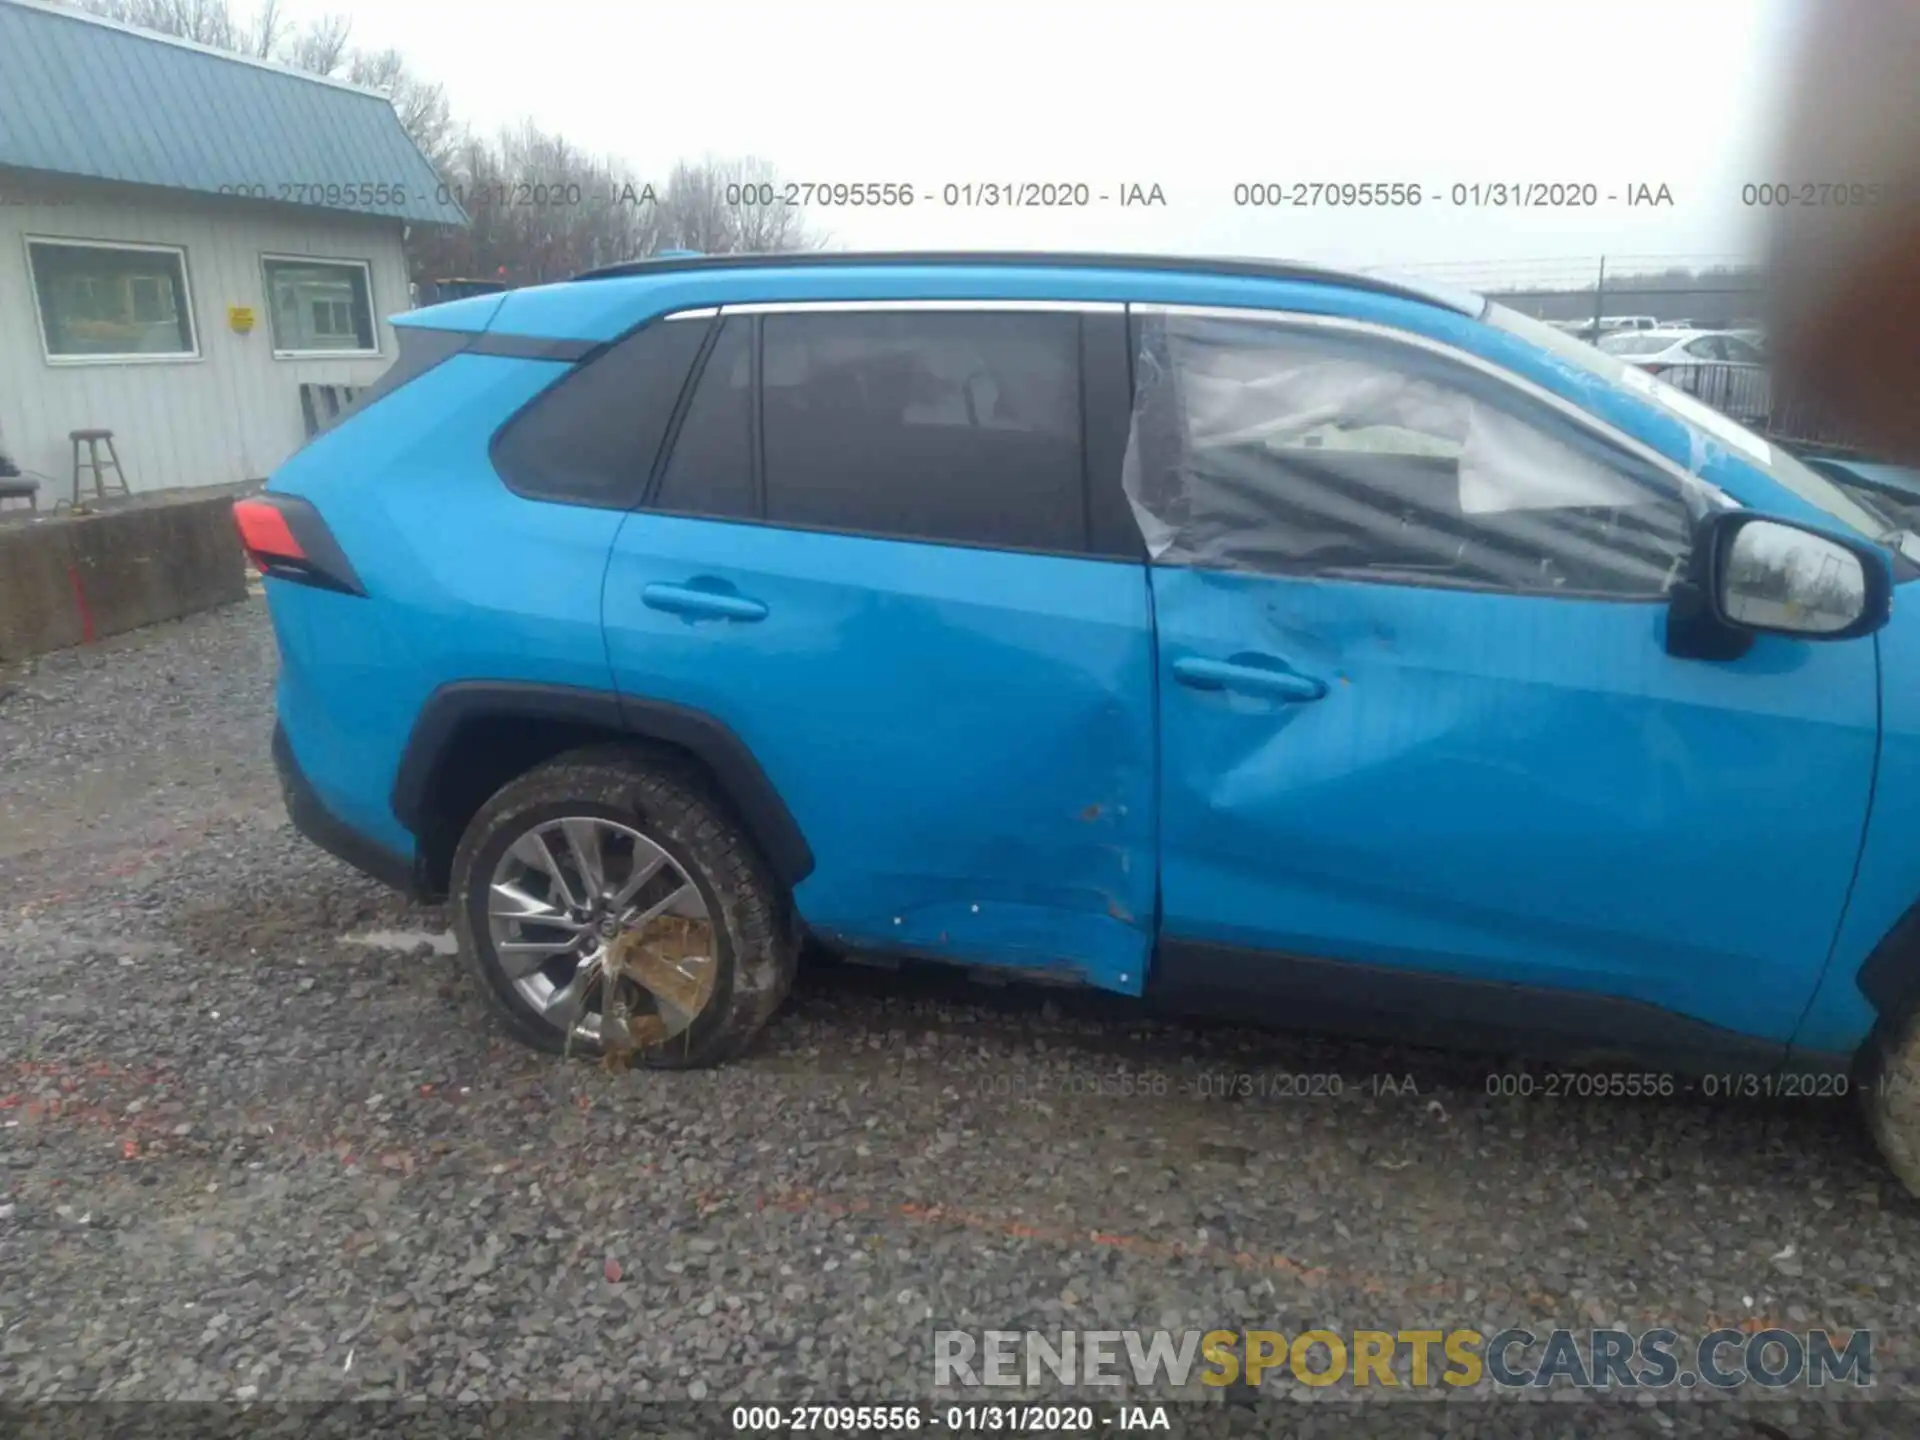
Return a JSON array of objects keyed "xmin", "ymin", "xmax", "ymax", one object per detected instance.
[
  {"xmin": 760, "ymin": 310, "xmax": 1086, "ymax": 551},
  {"xmin": 653, "ymin": 317, "xmax": 755, "ymax": 518},
  {"xmin": 493, "ymin": 318, "xmax": 710, "ymax": 506}
]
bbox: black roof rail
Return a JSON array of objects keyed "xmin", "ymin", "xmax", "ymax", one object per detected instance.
[{"xmin": 566, "ymin": 250, "xmax": 1487, "ymax": 317}]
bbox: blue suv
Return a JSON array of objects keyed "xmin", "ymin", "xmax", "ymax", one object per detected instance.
[{"xmin": 239, "ymin": 251, "xmax": 1920, "ymax": 1190}]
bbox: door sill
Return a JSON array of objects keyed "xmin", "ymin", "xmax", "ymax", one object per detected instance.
[{"xmin": 1147, "ymin": 938, "xmax": 1797, "ymax": 1077}]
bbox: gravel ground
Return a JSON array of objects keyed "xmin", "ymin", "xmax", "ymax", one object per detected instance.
[{"xmin": 2, "ymin": 598, "xmax": 1918, "ymax": 1436}]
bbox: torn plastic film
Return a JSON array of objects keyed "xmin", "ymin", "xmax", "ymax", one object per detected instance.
[{"xmin": 1121, "ymin": 310, "xmax": 1710, "ymax": 598}]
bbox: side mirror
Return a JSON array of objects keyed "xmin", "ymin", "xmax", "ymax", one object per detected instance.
[{"xmin": 1667, "ymin": 510, "xmax": 1893, "ymax": 659}]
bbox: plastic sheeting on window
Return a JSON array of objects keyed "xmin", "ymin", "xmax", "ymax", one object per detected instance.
[{"xmin": 1122, "ymin": 313, "xmax": 1704, "ymax": 597}]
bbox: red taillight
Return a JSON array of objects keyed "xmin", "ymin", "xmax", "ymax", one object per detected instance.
[
  {"xmin": 233, "ymin": 498, "xmax": 306, "ymax": 564},
  {"xmin": 230, "ymin": 494, "xmax": 364, "ymax": 595}
]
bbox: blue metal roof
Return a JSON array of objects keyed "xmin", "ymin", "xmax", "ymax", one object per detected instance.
[{"xmin": 0, "ymin": 0, "xmax": 465, "ymax": 225}]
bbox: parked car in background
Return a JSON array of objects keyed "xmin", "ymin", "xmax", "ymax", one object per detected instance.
[
  {"xmin": 1555, "ymin": 316, "xmax": 1662, "ymax": 343},
  {"xmin": 1598, "ymin": 329, "xmax": 1769, "ymax": 368},
  {"xmin": 1595, "ymin": 329, "xmax": 1773, "ymax": 425},
  {"xmin": 239, "ymin": 249, "xmax": 1920, "ymax": 1195}
]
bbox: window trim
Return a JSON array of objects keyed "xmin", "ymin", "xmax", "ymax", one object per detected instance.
[
  {"xmin": 1127, "ymin": 302, "xmax": 1730, "ymax": 601},
  {"xmin": 1131, "ymin": 303, "xmax": 1727, "ymax": 502},
  {"xmin": 643, "ymin": 313, "xmax": 743, "ymax": 514},
  {"xmin": 259, "ymin": 252, "xmax": 381, "ymax": 359},
  {"xmin": 25, "ymin": 235, "xmax": 201, "ymax": 365},
  {"xmin": 720, "ymin": 299, "xmax": 1124, "ymax": 316}
]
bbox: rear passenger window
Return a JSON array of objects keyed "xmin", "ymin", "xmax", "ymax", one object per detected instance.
[
  {"xmin": 761, "ymin": 311, "xmax": 1086, "ymax": 551},
  {"xmin": 654, "ymin": 317, "xmax": 754, "ymax": 517},
  {"xmin": 493, "ymin": 318, "xmax": 707, "ymax": 506}
]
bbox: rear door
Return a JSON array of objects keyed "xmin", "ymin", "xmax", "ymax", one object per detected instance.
[
  {"xmin": 1133, "ymin": 304, "xmax": 1878, "ymax": 1054},
  {"xmin": 600, "ymin": 302, "xmax": 1157, "ymax": 992}
]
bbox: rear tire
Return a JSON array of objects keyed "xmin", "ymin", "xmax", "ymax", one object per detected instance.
[
  {"xmin": 449, "ymin": 745, "xmax": 796, "ymax": 1067},
  {"xmin": 1861, "ymin": 1014, "xmax": 1920, "ymax": 1196}
]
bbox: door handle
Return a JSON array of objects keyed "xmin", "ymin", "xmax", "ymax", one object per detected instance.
[
  {"xmin": 1172, "ymin": 655, "xmax": 1327, "ymax": 702},
  {"xmin": 640, "ymin": 582, "xmax": 768, "ymax": 622}
]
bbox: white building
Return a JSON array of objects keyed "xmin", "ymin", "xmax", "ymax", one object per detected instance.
[{"xmin": 0, "ymin": 0, "xmax": 464, "ymax": 503}]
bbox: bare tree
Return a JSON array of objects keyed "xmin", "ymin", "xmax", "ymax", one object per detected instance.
[
  {"xmin": 410, "ymin": 122, "xmax": 660, "ymax": 285},
  {"xmin": 63, "ymin": 2, "xmax": 822, "ymax": 282},
  {"xmin": 346, "ymin": 46, "xmax": 456, "ymax": 171},
  {"xmin": 656, "ymin": 156, "xmax": 818, "ymax": 255},
  {"xmin": 248, "ymin": 0, "xmax": 279, "ymax": 56},
  {"xmin": 74, "ymin": 0, "xmax": 244, "ymax": 47},
  {"xmin": 278, "ymin": 13, "xmax": 350, "ymax": 77},
  {"xmin": 410, "ymin": 129, "xmax": 820, "ymax": 285}
]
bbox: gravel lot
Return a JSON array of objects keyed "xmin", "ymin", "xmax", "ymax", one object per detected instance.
[{"xmin": 2, "ymin": 597, "xmax": 1918, "ymax": 1434}]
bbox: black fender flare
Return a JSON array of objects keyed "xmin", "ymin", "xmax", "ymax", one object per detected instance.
[
  {"xmin": 390, "ymin": 681, "xmax": 815, "ymax": 887},
  {"xmin": 1855, "ymin": 898, "xmax": 1920, "ymax": 1035}
]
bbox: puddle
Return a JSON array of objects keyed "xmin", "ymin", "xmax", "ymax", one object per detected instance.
[{"xmin": 339, "ymin": 929, "xmax": 457, "ymax": 956}]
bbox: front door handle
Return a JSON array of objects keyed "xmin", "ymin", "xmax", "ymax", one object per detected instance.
[
  {"xmin": 1173, "ymin": 655, "xmax": 1327, "ymax": 702},
  {"xmin": 641, "ymin": 582, "xmax": 768, "ymax": 622}
]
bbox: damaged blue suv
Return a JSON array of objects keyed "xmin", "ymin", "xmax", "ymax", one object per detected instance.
[{"xmin": 241, "ymin": 251, "xmax": 1920, "ymax": 1191}]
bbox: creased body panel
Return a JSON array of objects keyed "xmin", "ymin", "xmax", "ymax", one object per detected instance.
[
  {"xmin": 1152, "ymin": 566, "xmax": 1876, "ymax": 1043},
  {"xmin": 602, "ymin": 514, "xmax": 1157, "ymax": 994}
]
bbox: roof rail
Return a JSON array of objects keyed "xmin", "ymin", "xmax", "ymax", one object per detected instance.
[{"xmin": 567, "ymin": 250, "xmax": 1488, "ymax": 317}]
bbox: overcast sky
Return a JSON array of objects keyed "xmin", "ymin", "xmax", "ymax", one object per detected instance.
[{"xmin": 316, "ymin": 0, "xmax": 1801, "ymax": 282}]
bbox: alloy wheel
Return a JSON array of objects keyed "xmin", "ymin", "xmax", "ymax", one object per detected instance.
[{"xmin": 485, "ymin": 815, "xmax": 719, "ymax": 1050}]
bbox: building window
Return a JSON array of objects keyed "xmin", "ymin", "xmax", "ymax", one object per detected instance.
[
  {"xmin": 261, "ymin": 256, "xmax": 377, "ymax": 355},
  {"xmin": 27, "ymin": 238, "xmax": 198, "ymax": 360}
]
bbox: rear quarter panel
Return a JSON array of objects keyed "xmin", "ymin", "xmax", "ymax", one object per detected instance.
[{"xmin": 266, "ymin": 353, "xmax": 623, "ymax": 854}]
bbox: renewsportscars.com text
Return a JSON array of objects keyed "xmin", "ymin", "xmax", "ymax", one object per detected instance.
[{"xmin": 933, "ymin": 1327, "xmax": 1873, "ymax": 1391}]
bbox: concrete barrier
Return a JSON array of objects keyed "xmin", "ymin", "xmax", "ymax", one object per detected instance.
[{"xmin": 0, "ymin": 485, "xmax": 251, "ymax": 662}]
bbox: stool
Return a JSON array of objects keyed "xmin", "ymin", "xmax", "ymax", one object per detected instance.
[
  {"xmin": 70, "ymin": 429, "xmax": 130, "ymax": 505},
  {"xmin": 0, "ymin": 478, "xmax": 36, "ymax": 512}
]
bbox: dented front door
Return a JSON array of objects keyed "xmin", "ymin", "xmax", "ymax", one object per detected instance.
[{"xmin": 1133, "ymin": 305, "xmax": 1877, "ymax": 1043}]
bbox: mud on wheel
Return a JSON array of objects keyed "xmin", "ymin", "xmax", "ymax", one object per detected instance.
[
  {"xmin": 1863, "ymin": 1009, "xmax": 1920, "ymax": 1197},
  {"xmin": 449, "ymin": 746, "xmax": 796, "ymax": 1067}
]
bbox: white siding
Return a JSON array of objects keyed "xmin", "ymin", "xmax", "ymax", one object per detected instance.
[{"xmin": 0, "ymin": 181, "xmax": 413, "ymax": 496}]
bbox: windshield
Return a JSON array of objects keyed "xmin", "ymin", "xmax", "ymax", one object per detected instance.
[
  {"xmin": 1598, "ymin": 333, "xmax": 1679, "ymax": 356},
  {"xmin": 1489, "ymin": 303, "xmax": 1891, "ymax": 543},
  {"xmin": 1820, "ymin": 476, "xmax": 1901, "ymax": 531}
]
